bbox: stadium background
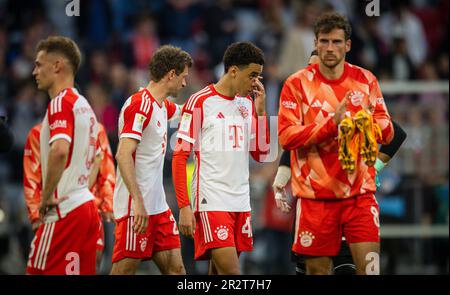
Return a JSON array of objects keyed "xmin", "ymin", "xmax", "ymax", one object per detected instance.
[{"xmin": 0, "ymin": 0, "xmax": 448, "ymax": 275}]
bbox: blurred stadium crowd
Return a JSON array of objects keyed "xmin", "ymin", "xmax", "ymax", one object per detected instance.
[{"xmin": 0, "ymin": 0, "xmax": 448, "ymax": 274}]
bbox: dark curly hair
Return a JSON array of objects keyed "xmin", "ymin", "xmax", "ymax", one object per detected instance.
[
  {"xmin": 223, "ymin": 41, "xmax": 265, "ymax": 73},
  {"xmin": 314, "ymin": 12, "xmax": 352, "ymax": 40},
  {"xmin": 149, "ymin": 45, "xmax": 193, "ymax": 82}
]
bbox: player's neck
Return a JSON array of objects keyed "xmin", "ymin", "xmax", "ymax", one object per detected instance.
[
  {"xmin": 318, "ymin": 61, "xmax": 345, "ymax": 81},
  {"xmin": 146, "ymin": 81, "xmax": 166, "ymax": 105},
  {"xmin": 214, "ymin": 75, "xmax": 236, "ymax": 98},
  {"xmin": 48, "ymin": 76, "xmax": 74, "ymax": 99}
]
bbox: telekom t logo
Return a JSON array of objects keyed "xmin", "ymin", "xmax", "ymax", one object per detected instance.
[{"xmin": 228, "ymin": 125, "xmax": 243, "ymax": 149}]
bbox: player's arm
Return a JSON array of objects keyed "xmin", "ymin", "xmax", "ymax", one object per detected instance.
[
  {"xmin": 278, "ymin": 80, "xmax": 348, "ymax": 150},
  {"xmin": 369, "ymin": 78, "xmax": 394, "ymax": 145},
  {"xmin": 40, "ymin": 139, "xmax": 70, "ymax": 219},
  {"xmin": 117, "ymin": 98, "xmax": 153, "ymax": 233},
  {"xmin": 172, "ymin": 104, "xmax": 202, "ymax": 238},
  {"xmin": 116, "ymin": 137, "xmax": 147, "ymax": 233},
  {"xmin": 40, "ymin": 98, "xmax": 76, "ymax": 220},
  {"xmin": 165, "ymin": 99, "xmax": 183, "ymax": 121},
  {"xmin": 97, "ymin": 135, "xmax": 115, "ymax": 222},
  {"xmin": 375, "ymin": 120, "xmax": 407, "ymax": 172},
  {"xmin": 172, "ymin": 138, "xmax": 195, "ymax": 238},
  {"xmin": 23, "ymin": 128, "xmax": 42, "ymax": 231},
  {"xmin": 250, "ymin": 77, "xmax": 270, "ymax": 162},
  {"xmin": 272, "ymin": 150, "xmax": 292, "ymax": 213}
]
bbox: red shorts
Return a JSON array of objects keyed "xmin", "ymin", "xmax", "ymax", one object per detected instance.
[
  {"xmin": 96, "ymin": 213, "xmax": 105, "ymax": 252},
  {"xmin": 112, "ymin": 209, "xmax": 180, "ymax": 263},
  {"xmin": 292, "ymin": 193, "xmax": 380, "ymax": 257},
  {"xmin": 26, "ymin": 200, "xmax": 99, "ymax": 275},
  {"xmin": 194, "ymin": 211, "xmax": 253, "ymax": 260}
]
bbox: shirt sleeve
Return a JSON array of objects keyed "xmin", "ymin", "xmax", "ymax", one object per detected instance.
[
  {"xmin": 165, "ymin": 99, "xmax": 182, "ymax": 121},
  {"xmin": 175, "ymin": 101, "xmax": 203, "ymax": 145},
  {"xmin": 172, "ymin": 140, "xmax": 193, "ymax": 209},
  {"xmin": 173, "ymin": 98, "xmax": 204, "ymax": 209},
  {"xmin": 47, "ymin": 97, "xmax": 74, "ymax": 144},
  {"xmin": 369, "ymin": 78, "xmax": 394, "ymax": 145},
  {"xmin": 23, "ymin": 127, "xmax": 41, "ymax": 223},
  {"xmin": 120, "ymin": 97, "xmax": 153, "ymax": 142},
  {"xmin": 278, "ymin": 79, "xmax": 338, "ymax": 150}
]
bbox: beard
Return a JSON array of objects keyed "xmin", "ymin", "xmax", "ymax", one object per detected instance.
[{"xmin": 321, "ymin": 55, "xmax": 344, "ymax": 69}]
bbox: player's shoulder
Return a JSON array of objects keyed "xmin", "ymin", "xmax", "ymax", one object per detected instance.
[
  {"xmin": 285, "ymin": 64, "xmax": 317, "ymax": 85},
  {"xmin": 48, "ymin": 88, "xmax": 79, "ymax": 114},
  {"xmin": 184, "ymin": 85, "xmax": 215, "ymax": 112},
  {"xmin": 126, "ymin": 88, "xmax": 154, "ymax": 114},
  {"xmin": 26, "ymin": 123, "xmax": 42, "ymax": 143},
  {"xmin": 31, "ymin": 123, "xmax": 42, "ymax": 135},
  {"xmin": 346, "ymin": 62, "xmax": 377, "ymax": 84}
]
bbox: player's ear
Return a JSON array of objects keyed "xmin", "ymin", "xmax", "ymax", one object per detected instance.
[
  {"xmin": 53, "ymin": 58, "xmax": 62, "ymax": 74},
  {"xmin": 167, "ymin": 69, "xmax": 176, "ymax": 80},
  {"xmin": 345, "ymin": 39, "xmax": 351, "ymax": 53},
  {"xmin": 229, "ymin": 66, "xmax": 239, "ymax": 79}
]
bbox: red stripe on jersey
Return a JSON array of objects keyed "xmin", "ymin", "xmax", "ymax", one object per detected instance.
[
  {"xmin": 185, "ymin": 86, "xmax": 211, "ymax": 111},
  {"xmin": 54, "ymin": 188, "xmax": 62, "ymax": 220}
]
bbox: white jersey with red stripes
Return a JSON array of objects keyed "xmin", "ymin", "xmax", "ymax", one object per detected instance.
[
  {"xmin": 177, "ymin": 85, "xmax": 260, "ymax": 213},
  {"xmin": 114, "ymin": 88, "xmax": 181, "ymax": 220},
  {"xmin": 40, "ymin": 88, "xmax": 98, "ymax": 223}
]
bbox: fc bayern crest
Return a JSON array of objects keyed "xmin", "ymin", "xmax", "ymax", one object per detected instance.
[{"xmin": 238, "ymin": 105, "xmax": 249, "ymax": 119}]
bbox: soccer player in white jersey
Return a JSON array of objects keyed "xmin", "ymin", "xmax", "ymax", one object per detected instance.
[
  {"xmin": 27, "ymin": 36, "xmax": 99, "ymax": 275},
  {"xmin": 172, "ymin": 42, "xmax": 270, "ymax": 275},
  {"xmin": 110, "ymin": 45, "xmax": 192, "ymax": 275}
]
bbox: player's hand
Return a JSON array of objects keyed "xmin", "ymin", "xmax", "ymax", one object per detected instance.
[
  {"xmin": 101, "ymin": 211, "xmax": 115, "ymax": 223},
  {"xmin": 273, "ymin": 184, "xmax": 292, "ymax": 213},
  {"xmin": 333, "ymin": 91, "xmax": 350, "ymax": 125},
  {"xmin": 132, "ymin": 197, "xmax": 148, "ymax": 234},
  {"xmin": 39, "ymin": 195, "xmax": 68, "ymax": 221},
  {"xmin": 31, "ymin": 220, "xmax": 42, "ymax": 233},
  {"xmin": 179, "ymin": 206, "xmax": 195, "ymax": 238},
  {"xmin": 252, "ymin": 76, "xmax": 266, "ymax": 116}
]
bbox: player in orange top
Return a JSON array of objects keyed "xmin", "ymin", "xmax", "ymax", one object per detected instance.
[
  {"xmin": 23, "ymin": 122, "xmax": 115, "ymax": 272},
  {"xmin": 87, "ymin": 123, "xmax": 115, "ymax": 268},
  {"xmin": 278, "ymin": 12, "xmax": 394, "ymax": 275},
  {"xmin": 23, "ymin": 124, "xmax": 43, "ymax": 233}
]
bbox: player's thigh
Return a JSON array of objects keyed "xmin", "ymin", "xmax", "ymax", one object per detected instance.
[
  {"xmin": 348, "ymin": 242, "xmax": 380, "ymax": 275},
  {"xmin": 110, "ymin": 257, "xmax": 141, "ymax": 275},
  {"xmin": 210, "ymin": 247, "xmax": 240, "ymax": 275},
  {"xmin": 153, "ymin": 248, "xmax": 186, "ymax": 275},
  {"xmin": 305, "ymin": 256, "xmax": 333, "ymax": 275}
]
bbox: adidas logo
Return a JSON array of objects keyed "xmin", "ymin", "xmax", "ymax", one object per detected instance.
[
  {"xmin": 201, "ymin": 198, "xmax": 207, "ymax": 204},
  {"xmin": 311, "ymin": 100, "xmax": 322, "ymax": 108},
  {"xmin": 216, "ymin": 112, "xmax": 225, "ymax": 119}
]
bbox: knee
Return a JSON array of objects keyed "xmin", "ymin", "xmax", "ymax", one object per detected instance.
[
  {"xmin": 163, "ymin": 263, "xmax": 186, "ymax": 275},
  {"xmin": 110, "ymin": 263, "xmax": 136, "ymax": 275},
  {"xmin": 170, "ymin": 264, "xmax": 186, "ymax": 275},
  {"xmin": 306, "ymin": 264, "xmax": 332, "ymax": 275},
  {"xmin": 217, "ymin": 266, "xmax": 240, "ymax": 275}
]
